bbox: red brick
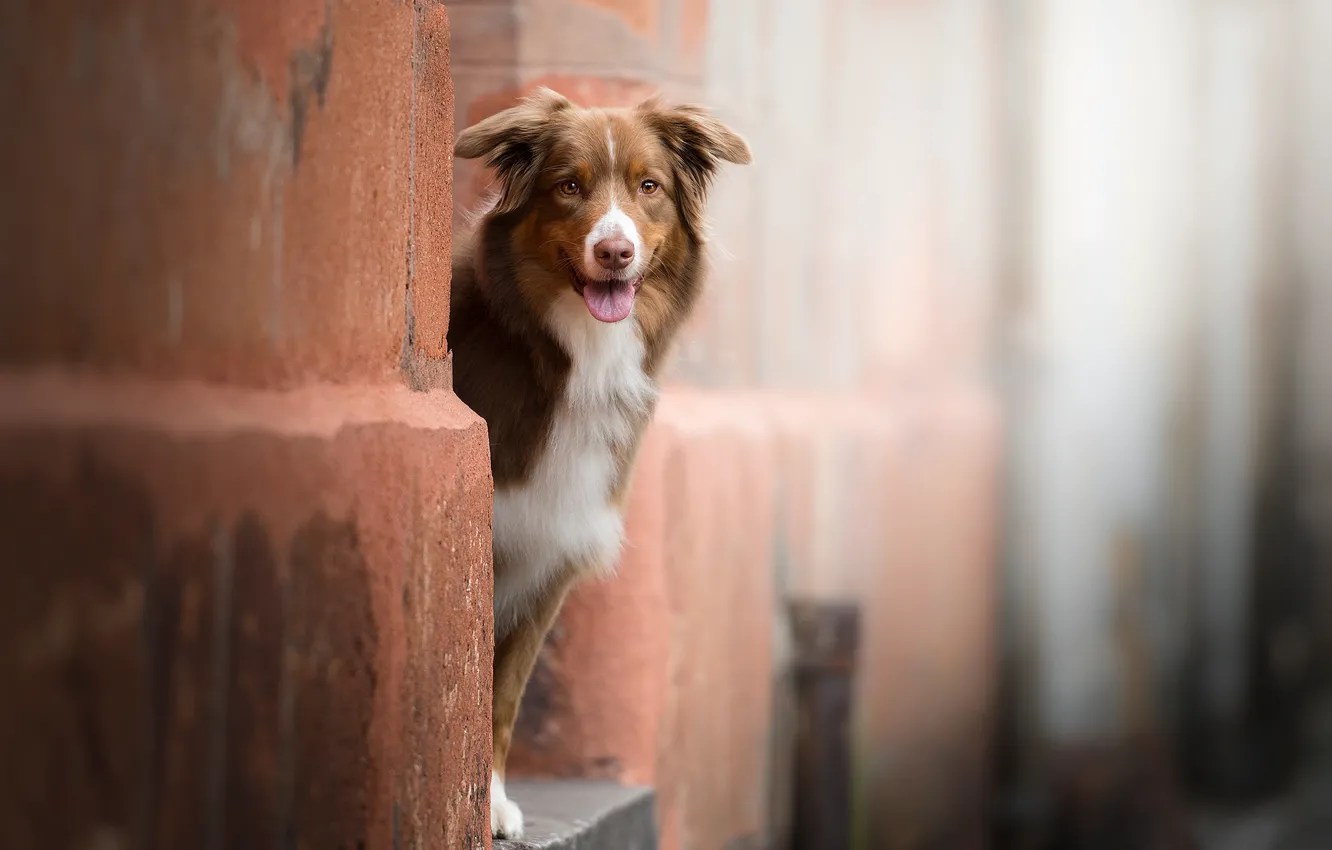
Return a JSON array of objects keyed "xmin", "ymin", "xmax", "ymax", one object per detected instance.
[
  {"xmin": 763, "ymin": 390, "xmax": 1000, "ymax": 850},
  {"xmin": 580, "ymin": 0, "xmax": 661, "ymax": 37},
  {"xmin": 274, "ymin": 0, "xmax": 415, "ymax": 385},
  {"xmin": 508, "ymin": 390, "xmax": 776, "ymax": 850},
  {"xmin": 653, "ymin": 394, "xmax": 775, "ymax": 850},
  {"xmin": 0, "ymin": 0, "xmax": 426, "ymax": 388},
  {"xmin": 447, "ymin": 0, "xmax": 663, "ymax": 104},
  {"xmin": 229, "ymin": 0, "xmax": 329, "ymax": 103},
  {"xmin": 226, "ymin": 515, "xmax": 285, "ymax": 850},
  {"xmin": 0, "ymin": 375, "xmax": 493, "ymax": 850},
  {"xmin": 446, "ymin": 3, "xmax": 521, "ymax": 70},
  {"xmin": 412, "ymin": 4, "xmax": 455, "ymax": 365},
  {"xmin": 518, "ymin": 2, "xmax": 660, "ymax": 71},
  {"xmin": 447, "ymin": 0, "xmax": 713, "ymax": 105}
]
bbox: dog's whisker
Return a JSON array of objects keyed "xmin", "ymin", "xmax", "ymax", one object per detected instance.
[{"xmin": 538, "ymin": 238, "xmax": 582, "ymax": 251}]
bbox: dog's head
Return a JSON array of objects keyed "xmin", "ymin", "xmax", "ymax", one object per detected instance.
[{"xmin": 456, "ymin": 88, "xmax": 751, "ymax": 324}]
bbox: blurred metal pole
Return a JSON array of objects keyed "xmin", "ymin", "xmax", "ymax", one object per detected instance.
[{"xmin": 789, "ymin": 600, "xmax": 860, "ymax": 850}]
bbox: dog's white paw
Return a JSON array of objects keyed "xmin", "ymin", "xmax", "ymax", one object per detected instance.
[{"xmin": 490, "ymin": 770, "xmax": 525, "ymax": 839}]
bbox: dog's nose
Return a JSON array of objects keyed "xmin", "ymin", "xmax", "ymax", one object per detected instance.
[{"xmin": 593, "ymin": 238, "xmax": 635, "ymax": 271}]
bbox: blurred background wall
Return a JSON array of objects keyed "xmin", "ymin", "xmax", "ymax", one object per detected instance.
[
  {"xmin": 450, "ymin": 0, "xmax": 1332, "ymax": 848},
  {"xmin": 996, "ymin": 2, "xmax": 1332, "ymax": 847}
]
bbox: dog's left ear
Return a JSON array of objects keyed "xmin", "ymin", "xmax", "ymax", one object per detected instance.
[
  {"xmin": 638, "ymin": 97, "xmax": 752, "ymax": 242},
  {"xmin": 456, "ymin": 87, "xmax": 573, "ymax": 214}
]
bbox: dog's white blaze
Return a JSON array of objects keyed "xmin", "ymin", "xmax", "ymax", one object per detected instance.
[
  {"xmin": 606, "ymin": 125, "xmax": 617, "ymax": 165},
  {"xmin": 491, "ymin": 291, "xmax": 656, "ymax": 635},
  {"xmin": 491, "ymin": 770, "xmax": 524, "ymax": 839},
  {"xmin": 582, "ymin": 202, "xmax": 644, "ymax": 279}
]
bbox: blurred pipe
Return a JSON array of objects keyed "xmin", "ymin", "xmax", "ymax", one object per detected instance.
[
  {"xmin": 789, "ymin": 600, "xmax": 860, "ymax": 850},
  {"xmin": 1180, "ymin": 0, "xmax": 1314, "ymax": 805},
  {"xmin": 1194, "ymin": 0, "xmax": 1264, "ymax": 733}
]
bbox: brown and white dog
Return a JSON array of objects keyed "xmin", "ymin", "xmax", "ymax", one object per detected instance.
[{"xmin": 448, "ymin": 88, "xmax": 750, "ymax": 838}]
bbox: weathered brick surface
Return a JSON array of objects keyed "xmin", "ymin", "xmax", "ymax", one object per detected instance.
[
  {"xmin": 0, "ymin": 378, "xmax": 493, "ymax": 850},
  {"xmin": 412, "ymin": 4, "xmax": 457, "ymax": 366},
  {"xmin": 0, "ymin": 0, "xmax": 454, "ymax": 389},
  {"xmin": 1, "ymin": 1, "xmax": 495, "ymax": 846},
  {"xmin": 508, "ymin": 390, "xmax": 776, "ymax": 850}
]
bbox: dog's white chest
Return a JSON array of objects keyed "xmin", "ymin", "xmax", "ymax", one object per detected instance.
[{"xmin": 491, "ymin": 298, "xmax": 655, "ymax": 627}]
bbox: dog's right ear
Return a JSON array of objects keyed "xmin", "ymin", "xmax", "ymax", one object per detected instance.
[
  {"xmin": 636, "ymin": 96, "xmax": 751, "ymax": 243},
  {"xmin": 455, "ymin": 88, "xmax": 572, "ymax": 215}
]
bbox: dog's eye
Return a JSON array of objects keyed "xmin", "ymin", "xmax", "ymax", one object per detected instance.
[
  {"xmin": 639, "ymin": 180, "xmax": 660, "ymax": 195},
  {"xmin": 558, "ymin": 180, "xmax": 580, "ymax": 196}
]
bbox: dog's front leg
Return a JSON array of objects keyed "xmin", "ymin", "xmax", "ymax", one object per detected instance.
[{"xmin": 490, "ymin": 572, "xmax": 574, "ymax": 839}]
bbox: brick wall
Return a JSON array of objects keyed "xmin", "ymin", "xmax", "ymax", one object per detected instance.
[
  {"xmin": 0, "ymin": 3, "xmax": 494, "ymax": 848},
  {"xmin": 0, "ymin": 1, "xmax": 1006, "ymax": 847}
]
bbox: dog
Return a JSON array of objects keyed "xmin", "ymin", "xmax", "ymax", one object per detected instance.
[{"xmin": 448, "ymin": 87, "xmax": 751, "ymax": 838}]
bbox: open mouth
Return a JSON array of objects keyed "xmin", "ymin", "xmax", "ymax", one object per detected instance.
[{"xmin": 567, "ymin": 263, "xmax": 643, "ymax": 324}]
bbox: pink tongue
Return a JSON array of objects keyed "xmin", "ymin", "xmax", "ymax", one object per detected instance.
[{"xmin": 582, "ymin": 278, "xmax": 636, "ymax": 323}]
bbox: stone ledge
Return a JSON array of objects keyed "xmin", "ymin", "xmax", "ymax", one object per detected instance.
[
  {"xmin": 0, "ymin": 389, "xmax": 495, "ymax": 847},
  {"xmin": 0, "ymin": 370, "xmax": 483, "ymax": 437},
  {"xmin": 496, "ymin": 781, "xmax": 656, "ymax": 850}
]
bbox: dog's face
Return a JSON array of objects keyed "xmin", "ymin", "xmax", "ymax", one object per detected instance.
[{"xmin": 456, "ymin": 89, "xmax": 751, "ymax": 324}]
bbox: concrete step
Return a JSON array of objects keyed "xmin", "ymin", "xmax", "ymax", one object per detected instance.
[{"xmin": 495, "ymin": 781, "xmax": 657, "ymax": 850}]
